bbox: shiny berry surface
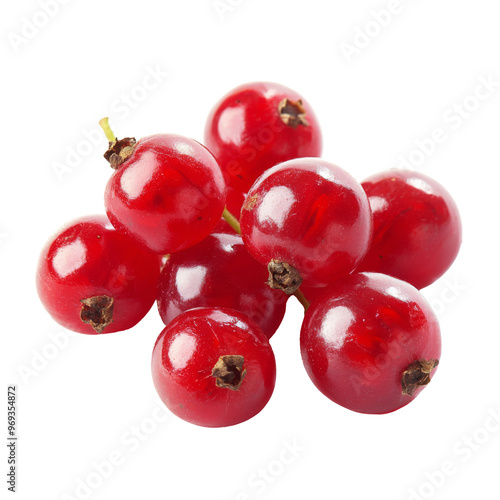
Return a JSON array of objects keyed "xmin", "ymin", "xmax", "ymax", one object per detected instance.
[
  {"xmin": 297, "ymin": 283, "xmax": 330, "ymax": 305},
  {"xmin": 157, "ymin": 232, "xmax": 287, "ymax": 338},
  {"xmin": 240, "ymin": 158, "xmax": 373, "ymax": 288},
  {"xmin": 358, "ymin": 169, "xmax": 462, "ymax": 289},
  {"xmin": 204, "ymin": 82, "xmax": 322, "ymax": 194},
  {"xmin": 300, "ymin": 273, "xmax": 441, "ymax": 414},
  {"xmin": 152, "ymin": 308, "xmax": 276, "ymax": 427},
  {"xmin": 36, "ymin": 215, "xmax": 161, "ymax": 334},
  {"xmin": 225, "ymin": 185, "xmax": 247, "ymax": 218},
  {"xmin": 105, "ymin": 134, "xmax": 226, "ymax": 254}
]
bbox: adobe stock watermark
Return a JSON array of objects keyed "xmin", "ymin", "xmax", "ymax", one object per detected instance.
[
  {"xmin": 8, "ymin": 0, "xmax": 72, "ymax": 54},
  {"xmin": 397, "ymin": 74, "xmax": 499, "ymax": 170},
  {"xmin": 213, "ymin": 0, "xmax": 246, "ymax": 21},
  {"xmin": 346, "ymin": 277, "xmax": 466, "ymax": 394},
  {"xmin": 17, "ymin": 329, "xmax": 76, "ymax": 385},
  {"xmin": 349, "ymin": 322, "xmax": 414, "ymax": 395},
  {"xmin": 51, "ymin": 65, "xmax": 170, "ymax": 183},
  {"xmin": 244, "ymin": 280, "xmax": 288, "ymax": 328},
  {"xmin": 427, "ymin": 276, "xmax": 467, "ymax": 318},
  {"xmin": 340, "ymin": 0, "xmax": 418, "ymax": 64},
  {"xmin": 229, "ymin": 438, "xmax": 306, "ymax": 499},
  {"xmin": 407, "ymin": 405, "xmax": 500, "ymax": 500},
  {"xmin": 223, "ymin": 116, "xmax": 291, "ymax": 181},
  {"xmin": 60, "ymin": 403, "xmax": 171, "ymax": 500}
]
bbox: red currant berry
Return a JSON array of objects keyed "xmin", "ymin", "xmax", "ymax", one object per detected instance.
[
  {"xmin": 157, "ymin": 231, "xmax": 287, "ymax": 338},
  {"xmin": 36, "ymin": 215, "xmax": 161, "ymax": 334},
  {"xmin": 300, "ymin": 273, "xmax": 441, "ymax": 414},
  {"xmin": 225, "ymin": 186, "xmax": 247, "ymax": 218},
  {"xmin": 357, "ymin": 170, "xmax": 462, "ymax": 289},
  {"xmin": 213, "ymin": 186, "xmax": 247, "ymax": 233},
  {"xmin": 103, "ymin": 132, "xmax": 226, "ymax": 254},
  {"xmin": 296, "ymin": 283, "xmax": 329, "ymax": 304},
  {"xmin": 151, "ymin": 308, "xmax": 276, "ymax": 427},
  {"xmin": 240, "ymin": 158, "xmax": 373, "ymax": 291},
  {"xmin": 204, "ymin": 82, "xmax": 322, "ymax": 194}
]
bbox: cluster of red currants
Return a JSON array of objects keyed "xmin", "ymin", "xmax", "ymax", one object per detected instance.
[{"xmin": 36, "ymin": 82, "xmax": 462, "ymax": 427}]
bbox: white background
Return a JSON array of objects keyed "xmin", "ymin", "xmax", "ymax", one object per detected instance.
[{"xmin": 2, "ymin": 1, "xmax": 499, "ymax": 499}]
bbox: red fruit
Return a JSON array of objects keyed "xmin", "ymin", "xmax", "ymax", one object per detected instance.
[
  {"xmin": 151, "ymin": 308, "xmax": 276, "ymax": 427},
  {"xmin": 157, "ymin": 232, "xmax": 287, "ymax": 338},
  {"xmin": 36, "ymin": 215, "xmax": 161, "ymax": 334},
  {"xmin": 204, "ymin": 82, "xmax": 322, "ymax": 194},
  {"xmin": 240, "ymin": 158, "xmax": 373, "ymax": 291},
  {"xmin": 213, "ymin": 186, "xmax": 247, "ymax": 233},
  {"xmin": 225, "ymin": 185, "xmax": 247, "ymax": 217},
  {"xmin": 300, "ymin": 273, "xmax": 441, "ymax": 414},
  {"xmin": 357, "ymin": 170, "xmax": 462, "ymax": 289},
  {"xmin": 296, "ymin": 283, "xmax": 329, "ymax": 305},
  {"xmin": 104, "ymin": 134, "xmax": 226, "ymax": 254}
]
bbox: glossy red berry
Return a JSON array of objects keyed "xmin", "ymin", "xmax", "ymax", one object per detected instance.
[
  {"xmin": 300, "ymin": 272, "xmax": 441, "ymax": 414},
  {"xmin": 213, "ymin": 186, "xmax": 247, "ymax": 233},
  {"xmin": 225, "ymin": 185, "xmax": 247, "ymax": 218},
  {"xmin": 296, "ymin": 283, "xmax": 330, "ymax": 305},
  {"xmin": 36, "ymin": 215, "xmax": 161, "ymax": 334},
  {"xmin": 357, "ymin": 170, "xmax": 462, "ymax": 289},
  {"xmin": 157, "ymin": 232, "xmax": 287, "ymax": 338},
  {"xmin": 104, "ymin": 134, "xmax": 226, "ymax": 254},
  {"xmin": 151, "ymin": 308, "xmax": 276, "ymax": 427},
  {"xmin": 204, "ymin": 82, "xmax": 322, "ymax": 194},
  {"xmin": 240, "ymin": 158, "xmax": 373, "ymax": 291}
]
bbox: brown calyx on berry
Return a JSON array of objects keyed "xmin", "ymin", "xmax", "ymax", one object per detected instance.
[
  {"xmin": 99, "ymin": 117, "xmax": 137, "ymax": 169},
  {"xmin": 401, "ymin": 359, "xmax": 439, "ymax": 396},
  {"xmin": 211, "ymin": 355, "xmax": 247, "ymax": 391},
  {"xmin": 278, "ymin": 98, "xmax": 310, "ymax": 128},
  {"xmin": 80, "ymin": 295, "xmax": 114, "ymax": 333},
  {"xmin": 104, "ymin": 137, "xmax": 137, "ymax": 169},
  {"xmin": 267, "ymin": 260, "xmax": 303, "ymax": 294}
]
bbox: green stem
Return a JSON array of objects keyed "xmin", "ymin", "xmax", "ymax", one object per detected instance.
[
  {"xmin": 99, "ymin": 117, "xmax": 116, "ymax": 143},
  {"xmin": 222, "ymin": 207, "xmax": 241, "ymax": 235}
]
